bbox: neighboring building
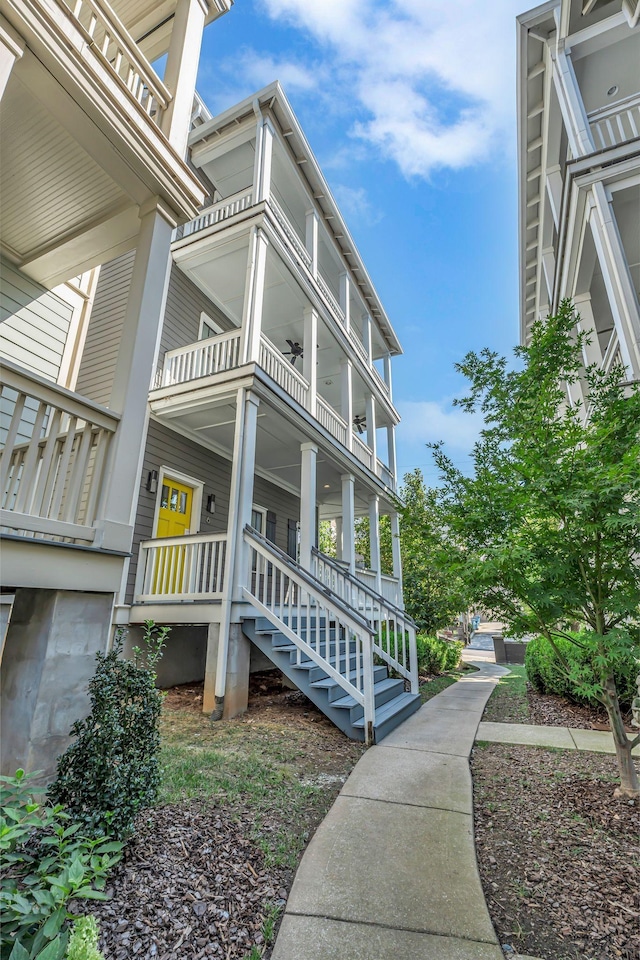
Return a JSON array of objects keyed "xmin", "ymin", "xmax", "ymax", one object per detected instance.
[
  {"xmin": 0, "ymin": 0, "xmax": 232, "ymax": 776},
  {"xmin": 517, "ymin": 0, "xmax": 640, "ymax": 403},
  {"xmin": 1, "ymin": 58, "xmax": 420, "ymax": 773}
]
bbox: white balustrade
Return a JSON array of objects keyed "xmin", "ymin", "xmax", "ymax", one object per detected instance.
[
  {"xmin": 60, "ymin": 0, "xmax": 170, "ymax": 127},
  {"xmin": 161, "ymin": 331, "xmax": 242, "ymax": 386},
  {"xmin": 316, "ymin": 272, "xmax": 345, "ymax": 322},
  {"xmin": 352, "ymin": 433, "xmax": 373, "ymax": 469},
  {"xmin": 0, "ymin": 362, "xmax": 119, "ymax": 542},
  {"xmin": 588, "ymin": 94, "xmax": 640, "ymax": 149},
  {"xmin": 268, "ymin": 197, "xmax": 312, "ymax": 267},
  {"xmin": 134, "ymin": 533, "xmax": 227, "ymax": 601},
  {"xmin": 316, "ymin": 396, "xmax": 348, "ymax": 445},
  {"xmin": 179, "ymin": 189, "xmax": 254, "ymax": 239},
  {"xmin": 259, "ymin": 336, "xmax": 310, "ymax": 407},
  {"xmin": 376, "ymin": 458, "xmax": 393, "ymax": 486}
]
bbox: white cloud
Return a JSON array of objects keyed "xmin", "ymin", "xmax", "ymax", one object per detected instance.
[
  {"xmin": 234, "ymin": 50, "xmax": 319, "ymax": 93},
  {"xmin": 396, "ymin": 398, "xmax": 484, "ymax": 455},
  {"xmin": 331, "ymin": 185, "xmax": 382, "ymax": 226},
  {"xmin": 257, "ymin": 0, "xmax": 521, "ymax": 176}
]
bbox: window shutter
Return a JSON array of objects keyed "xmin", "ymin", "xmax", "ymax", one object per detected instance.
[
  {"xmin": 266, "ymin": 510, "xmax": 277, "ymax": 543},
  {"xmin": 287, "ymin": 519, "xmax": 298, "ymax": 560}
]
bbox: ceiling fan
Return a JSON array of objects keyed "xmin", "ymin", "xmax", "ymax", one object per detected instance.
[
  {"xmin": 353, "ymin": 414, "xmax": 366, "ymax": 434},
  {"xmin": 283, "ymin": 340, "xmax": 304, "ymax": 365}
]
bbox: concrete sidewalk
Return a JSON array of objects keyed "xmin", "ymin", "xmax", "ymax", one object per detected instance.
[
  {"xmin": 478, "ymin": 720, "xmax": 640, "ymax": 755},
  {"xmin": 271, "ymin": 659, "xmax": 509, "ymax": 960}
]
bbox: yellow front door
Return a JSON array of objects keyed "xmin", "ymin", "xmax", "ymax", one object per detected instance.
[{"xmin": 153, "ymin": 479, "xmax": 194, "ymax": 594}]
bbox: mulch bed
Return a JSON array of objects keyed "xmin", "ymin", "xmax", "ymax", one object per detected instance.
[{"xmin": 86, "ymin": 803, "xmax": 289, "ymax": 960}]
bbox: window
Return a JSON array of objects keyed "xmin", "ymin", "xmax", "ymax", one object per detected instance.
[{"xmin": 199, "ymin": 311, "xmax": 224, "ymax": 339}]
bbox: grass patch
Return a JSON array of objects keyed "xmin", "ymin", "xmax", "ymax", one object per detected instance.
[
  {"xmin": 482, "ymin": 665, "xmax": 530, "ymax": 722},
  {"xmin": 419, "ymin": 673, "xmax": 458, "ymax": 703}
]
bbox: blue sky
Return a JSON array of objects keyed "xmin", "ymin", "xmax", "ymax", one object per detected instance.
[{"xmin": 197, "ymin": 0, "xmax": 527, "ymax": 483}]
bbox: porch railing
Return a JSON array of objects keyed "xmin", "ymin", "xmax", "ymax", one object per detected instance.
[
  {"xmin": 134, "ymin": 532, "xmax": 227, "ymax": 602},
  {"xmin": 0, "ymin": 362, "xmax": 119, "ymax": 543},
  {"xmin": 354, "ymin": 568, "xmax": 402, "ymax": 608},
  {"xmin": 161, "ymin": 330, "xmax": 242, "ymax": 386},
  {"xmin": 59, "ymin": 0, "xmax": 170, "ymax": 128},
  {"xmin": 258, "ymin": 335, "xmax": 309, "ymax": 407},
  {"xmin": 352, "ymin": 433, "xmax": 373, "ymax": 469},
  {"xmin": 316, "ymin": 396, "xmax": 348, "ymax": 445},
  {"xmin": 316, "ymin": 272, "xmax": 345, "ymax": 322},
  {"xmin": 588, "ymin": 93, "xmax": 640, "ymax": 149},
  {"xmin": 268, "ymin": 197, "xmax": 312, "ymax": 268},
  {"xmin": 178, "ymin": 189, "xmax": 254, "ymax": 239},
  {"xmin": 244, "ymin": 526, "xmax": 377, "ymax": 743},
  {"xmin": 313, "ymin": 548, "xmax": 417, "ymax": 692}
]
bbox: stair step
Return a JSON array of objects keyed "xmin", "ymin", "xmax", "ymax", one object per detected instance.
[
  {"xmin": 352, "ymin": 691, "xmax": 422, "ymax": 742},
  {"xmin": 310, "ymin": 664, "xmax": 388, "ymax": 696},
  {"xmin": 331, "ymin": 676, "xmax": 405, "ymax": 712}
]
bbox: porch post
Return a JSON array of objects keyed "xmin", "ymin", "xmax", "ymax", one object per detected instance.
[
  {"xmin": 299, "ymin": 442, "xmax": 318, "ymax": 570},
  {"xmin": 305, "ymin": 209, "xmax": 319, "ymax": 278},
  {"xmin": 362, "ymin": 313, "xmax": 373, "ymax": 367},
  {"xmin": 335, "ymin": 516, "xmax": 343, "ymax": 561},
  {"xmin": 241, "ymin": 227, "xmax": 269, "ymax": 364},
  {"xmin": 390, "ymin": 510, "xmax": 403, "ymax": 599},
  {"xmin": 160, "ymin": 0, "xmax": 207, "ymax": 156},
  {"xmin": 365, "ymin": 393, "xmax": 377, "ymax": 464},
  {"xmin": 341, "ymin": 359, "xmax": 353, "ymax": 451},
  {"xmin": 368, "ymin": 494, "xmax": 381, "ymax": 593},
  {"xmin": 96, "ymin": 199, "xmax": 175, "ymax": 552},
  {"xmin": 383, "ymin": 354, "xmax": 393, "ymax": 400},
  {"xmin": 387, "ymin": 424, "xmax": 398, "ymax": 485},
  {"xmin": 0, "ymin": 17, "xmax": 24, "ymax": 100},
  {"xmin": 303, "ymin": 306, "xmax": 318, "ymax": 417},
  {"xmin": 255, "ymin": 118, "xmax": 275, "ymax": 204},
  {"xmin": 341, "ymin": 474, "xmax": 356, "ymax": 574},
  {"xmin": 339, "ymin": 272, "xmax": 351, "ymax": 332}
]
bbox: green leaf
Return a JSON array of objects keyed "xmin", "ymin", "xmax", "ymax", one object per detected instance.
[
  {"xmin": 33, "ymin": 937, "xmax": 66, "ymax": 960},
  {"xmin": 8, "ymin": 941, "xmax": 30, "ymax": 960},
  {"xmin": 41, "ymin": 907, "xmax": 65, "ymax": 940}
]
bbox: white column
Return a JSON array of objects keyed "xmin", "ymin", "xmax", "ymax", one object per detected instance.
[
  {"xmin": 368, "ymin": 495, "xmax": 381, "ymax": 593},
  {"xmin": 390, "ymin": 511, "xmax": 402, "ymax": 597},
  {"xmin": 382, "ymin": 354, "xmax": 393, "ymax": 400},
  {"xmin": 255, "ymin": 119, "xmax": 275, "ymax": 204},
  {"xmin": 161, "ymin": 0, "xmax": 207, "ymax": 156},
  {"xmin": 339, "ymin": 272, "xmax": 351, "ymax": 331},
  {"xmin": 242, "ymin": 227, "xmax": 269, "ymax": 364},
  {"xmin": 362, "ymin": 313, "xmax": 373, "ymax": 367},
  {"xmin": 299, "ymin": 442, "xmax": 318, "ymax": 570},
  {"xmin": 96, "ymin": 200, "xmax": 175, "ymax": 552},
  {"xmin": 387, "ymin": 424, "xmax": 398, "ymax": 485},
  {"xmin": 341, "ymin": 474, "xmax": 356, "ymax": 574},
  {"xmin": 341, "ymin": 359, "xmax": 353, "ymax": 452},
  {"xmin": 0, "ymin": 16, "xmax": 24, "ymax": 100},
  {"xmin": 573, "ymin": 293, "xmax": 602, "ymax": 369},
  {"xmin": 305, "ymin": 209, "xmax": 319, "ymax": 278},
  {"xmin": 365, "ymin": 393, "xmax": 377, "ymax": 464},
  {"xmin": 335, "ymin": 516, "xmax": 343, "ymax": 561},
  {"xmin": 303, "ymin": 306, "xmax": 318, "ymax": 417}
]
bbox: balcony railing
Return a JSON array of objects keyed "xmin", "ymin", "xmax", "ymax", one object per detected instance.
[
  {"xmin": 161, "ymin": 330, "xmax": 242, "ymax": 386},
  {"xmin": 134, "ymin": 533, "xmax": 227, "ymax": 602},
  {"xmin": 354, "ymin": 569, "xmax": 402, "ymax": 608},
  {"xmin": 259, "ymin": 336, "xmax": 310, "ymax": 407},
  {"xmin": 59, "ymin": 0, "xmax": 171, "ymax": 128},
  {"xmin": 352, "ymin": 433, "xmax": 373, "ymax": 470},
  {"xmin": 268, "ymin": 197, "xmax": 312, "ymax": 268},
  {"xmin": 376, "ymin": 458, "xmax": 394, "ymax": 487},
  {"xmin": 177, "ymin": 189, "xmax": 254, "ymax": 240},
  {"xmin": 588, "ymin": 94, "xmax": 640, "ymax": 149},
  {"xmin": 316, "ymin": 272, "xmax": 345, "ymax": 323},
  {"xmin": 0, "ymin": 362, "xmax": 119, "ymax": 543}
]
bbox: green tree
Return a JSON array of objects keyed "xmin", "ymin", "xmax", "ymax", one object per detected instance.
[
  {"xmin": 353, "ymin": 515, "xmax": 393, "ymax": 575},
  {"xmin": 397, "ymin": 469, "xmax": 470, "ymax": 634},
  {"xmin": 432, "ymin": 300, "xmax": 640, "ymax": 796}
]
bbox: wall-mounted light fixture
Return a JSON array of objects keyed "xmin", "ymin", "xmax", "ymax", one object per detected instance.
[
  {"xmin": 206, "ymin": 494, "xmax": 216, "ymax": 515},
  {"xmin": 146, "ymin": 469, "xmax": 158, "ymax": 494}
]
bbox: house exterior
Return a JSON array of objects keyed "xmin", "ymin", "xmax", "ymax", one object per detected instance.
[
  {"xmin": 1, "ymin": 47, "xmax": 419, "ymax": 770},
  {"xmin": 0, "ymin": 0, "xmax": 233, "ymax": 776},
  {"xmin": 516, "ymin": 0, "xmax": 640, "ymax": 401}
]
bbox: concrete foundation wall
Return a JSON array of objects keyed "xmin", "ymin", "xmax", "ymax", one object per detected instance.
[
  {"xmin": 122, "ymin": 624, "xmax": 207, "ymax": 688},
  {"xmin": 0, "ymin": 588, "xmax": 113, "ymax": 780}
]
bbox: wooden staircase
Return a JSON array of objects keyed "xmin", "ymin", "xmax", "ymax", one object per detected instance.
[{"xmin": 241, "ymin": 527, "xmax": 421, "ymax": 744}]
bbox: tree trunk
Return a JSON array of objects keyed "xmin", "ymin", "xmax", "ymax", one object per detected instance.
[{"xmin": 601, "ymin": 672, "xmax": 639, "ymax": 798}]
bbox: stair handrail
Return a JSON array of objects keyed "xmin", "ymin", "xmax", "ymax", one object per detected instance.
[
  {"xmin": 242, "ymin": 525, "xmax": 376, "ymax": 743},
  {"xmin": 312, "ymin": 547, "xmax": 419, "ymax": 694}
]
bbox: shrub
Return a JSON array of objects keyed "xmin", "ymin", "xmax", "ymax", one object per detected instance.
[
  {"xmin": 416, "ymin": 634, "xmax": 462, "ymax": 675},
  {"xmin": 525, "ymin": 633, "xmax": 638, "ymax": 710},
  {"xmin": 0, "ymin": 769, "xmax": 121, "ymax": 960},
  {"xmin": 48, "ymin": 621, "xmax": 168, "ymax": 840},
  {"xmin": 66, "ymin": 916, "xmax": 104, "ymax": 960}
]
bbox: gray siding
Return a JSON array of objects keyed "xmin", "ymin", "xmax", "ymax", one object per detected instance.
[
  {"xmin": 75, "ymin": 251, "xmax": 134, "ymax": 405},
  {"xmin": 0, "ymin": 257, "xmax": 74, "ymax": 382},
  {"xmin": 127, "ymin": 419, "xmax": 300, "ymax": 603},
  {"xmin": 159, "ymin": 262, "xmax": 232, "ymax": 362}
]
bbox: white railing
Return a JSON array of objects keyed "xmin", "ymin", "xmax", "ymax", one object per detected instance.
[
  {"xmin": 316, "ymin": 396, "xmax": 348, "ymax": 445},
  {"xmin": 59, "ymin": 0, "xmax": 170, "ymax": 128},
  {"xmin": 317, "ymin": 272, "xmax": 345, "ymax": 322},
  {"xmin": 376, "ymin": 458, "xmax": 394, "ymax": 487},
  {"xmin": 244, "ymin": 527, "xmax": 377, "ymax": 743},
  {"xmin": 259, "ymin": 335, "xmax": 309, "ymax": 407},
  {"xmin": 0, "ymin": 361, "xmax": 119, "ymax": 543},
  {"xmin": 353, "ymin": 570, "xmax": 401, "ymax": 608},
  {"xmin": 371, "ymin": 363, "xmax": 390, "ymax": 396},
  {"xmin": 179, "ymin": 189, "xmax": 254, "ymax": 239},
  {"xmin": 314, "ymin": 549, "xmax": 417, "ymax": 692},
  {"xmin": 134, "ymin": 533, "xmax": 227, "ymax": 602},
  {"xmin": 588, "ymin": 94, "xmax": 640, "ymax": 149},
  {"xmin": 268, "ymin": 197, "xmax": 312, "ymax": 267},
  {"xmin": 352, "ymin": 433, "xmax": 373, "ymax": 469},
  {"xmin": 351, "ymin": 332, "xmax": 370, "ymax": 367},
  {"xmin": 161, "ymin": 331, "xmax": 242, "ymax": 386}
]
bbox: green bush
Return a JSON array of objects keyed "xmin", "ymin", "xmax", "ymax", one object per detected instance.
[
  {"xmin": 525, "ymin": 633, "xmax": 638, "ymax": 709},
  {"xmin": 66, "ymin": 917, "xmax": 104, "ymax": 960},
  {"xmin": 0, "ymin": 769, "xmax": 121, "ymax": 960},
  {"xmin": 48, "ymin": 621, "xmax": 168, "ymax": 840},
  {"xmin": 416, "ymin": 634, "xmax": 462, "ymax": 675}
]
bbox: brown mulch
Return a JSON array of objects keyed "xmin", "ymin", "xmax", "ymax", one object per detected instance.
[
  {"xmin": 526, "ymin": 688, "xmax": 626, "ymax": 730},
  {"xmin": 86, "ymin": 803, "xmax": 289, "ymax": 960},
  {"xmin": 472, "ymin": 745, "xmax": 640, "ymax": 960}
]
